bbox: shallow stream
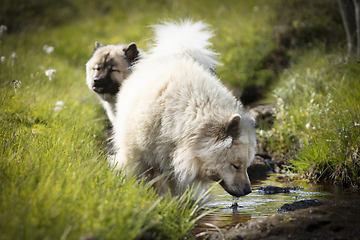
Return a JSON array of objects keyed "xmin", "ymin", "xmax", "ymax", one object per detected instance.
[{"xmin": 195, "ymin": 174, "xmax": 359, "ymax": 235}]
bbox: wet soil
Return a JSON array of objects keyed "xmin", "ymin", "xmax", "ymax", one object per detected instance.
[{"xmin": 206, "ymin": 200, "xmax": 360, "ymax": 240}]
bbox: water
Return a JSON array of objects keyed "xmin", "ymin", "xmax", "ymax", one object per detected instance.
[{"xmin": 195, "ymin": 174, "xmax": 359, "ymax": 234}]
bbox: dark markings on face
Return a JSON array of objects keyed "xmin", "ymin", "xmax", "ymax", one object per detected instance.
[{"xmin": 92, "ymin": 53, "xmax": 122, "ymax": 95}]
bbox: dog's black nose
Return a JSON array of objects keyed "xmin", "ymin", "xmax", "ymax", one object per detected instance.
[
  {"xmin": 94, "ymin": 77, "xmax": 101, "ymax": 83},
  {"xmin": 244, "ymin": 186, "xmax": 252, "ymax": 195}
]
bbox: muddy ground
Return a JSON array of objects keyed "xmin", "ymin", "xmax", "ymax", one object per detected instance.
[{"xmin": 206, "ymin": 200, "xmax": 360, "ymax": 240}]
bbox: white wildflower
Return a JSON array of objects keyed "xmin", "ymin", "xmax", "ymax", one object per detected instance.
[
  {"xmin": 43, "ymin": 45, "xmax": 54, "ymax": 54},
  {"xmin": 259, "ymin": 130, "xmax": 265, "ymax": 137},
  {"xmin": 53, "ymin": 101, "xmax": 65, "ymax": 111},
  {"xmin": 11, "ymin": 52, "xmax": 17, "ymax": 67},
  {"xmin": 0, "ymin": 56, "xmax": 5, "ymax": 62},
  {"xmin": 45, "ymin": 69, "xmax": 56, "ymax": 81},
  {"xmin": 253, "ymin": 6, "xmax": 259, "ymax": 12},
  {"xmin": 305, "ymin": 122, "xmax": 311, "ymax": 130},
  {"xmin": 0, "ymin": 25, "xmax": 7, "ymax": 38},
  {"xmin": 55, "ymin": 101, "xmax": 64, "ymax": 107}
]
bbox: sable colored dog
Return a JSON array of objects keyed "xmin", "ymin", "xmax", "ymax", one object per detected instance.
[
  {"xmin": 86, "ymin": 42, "xmax": 141, "ymax": 123},
  {"xmin": 112, "ymin": 21, "xmax": 256, "ymax": 198}
]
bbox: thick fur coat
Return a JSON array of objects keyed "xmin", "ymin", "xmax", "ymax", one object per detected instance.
[{"xmin": 112, "ymin": 21, "xmax": 256, "ymax": 198}]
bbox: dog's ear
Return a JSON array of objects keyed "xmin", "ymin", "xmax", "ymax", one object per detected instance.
[
  {"xmin": 123, "ymin": 42, "xmax": 139, "ymax": 65},
  {"xmin": 94, "ymin": 42, "xmax": 103, "ymax": 51},
  {"xmin": 225, "ymin": 114, "xmax": 241, "ymax": 139}
]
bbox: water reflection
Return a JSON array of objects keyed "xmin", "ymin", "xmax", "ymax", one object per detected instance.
[{"xmin": 195, "ymin": 174, "xmax": 358, "ymax": 234}]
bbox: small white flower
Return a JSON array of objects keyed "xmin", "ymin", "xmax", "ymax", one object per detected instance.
[
  {"xmin": 55, "ymin": 101, "xmax": 64, "ymax": 106},
  {"xmin": 253, "ymin": 6, "xmax": 259, "ymax": 12},
  {"xmin": 0, "ymin": 25, "xmax": 7, "ymax": 38},
  {"xmin": 0, "ymin": 56, "xmax": 5, "ymax": 62},
  {"xmin": 305, "ymin": 122, "xmax": 311, "ymax": 130},
  {"xmin": 259, "ymin": 130, "xmax": 265, "ymax": 137},
  {"xmin": 53, "ymin": 101, "xmax": 64, "ymax": 111},
  {"xmin": 45, "ymin": 69, "xmax": 56, "ymax": 81},
  {"xmin": 277, "ymin": 97, "xmax": 284, "ymax": 107},
  {"xmin": 11, "ymin": 52, "xmax": 17, "ymax": 67},
  {"xmin": 43, "ymin": 45, "xmax": 54, "ymax": 54}
]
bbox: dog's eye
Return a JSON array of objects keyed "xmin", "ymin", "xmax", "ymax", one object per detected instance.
[
  {"xmin": 109, "ymin": 66, "xmax": 120, "ymax": 72},
  {"xmin": 93, "ymin": 67, "xmax": 100, "ymax": 71},
  {"xmin": 231, "ymin": 164, "xmax": 240, "ymax": 170}
]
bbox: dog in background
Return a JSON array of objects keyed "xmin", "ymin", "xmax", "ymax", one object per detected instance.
[{"xmin": 86, "ymin": 42, "xmax": 141, "ymax": 123}]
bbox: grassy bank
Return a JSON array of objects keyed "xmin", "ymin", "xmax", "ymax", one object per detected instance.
[{"xmin": 265, "ymin": 51, "xmax": 360, "ymax": 187}]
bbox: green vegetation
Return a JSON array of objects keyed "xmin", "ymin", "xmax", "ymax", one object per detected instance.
[
  {"xmin": 1, "ymin": 0, "xmax": 359, "ymax": 239},
  {"xmin": 268, "ymin": 51, "xmax": 360, "ymax": 186}
]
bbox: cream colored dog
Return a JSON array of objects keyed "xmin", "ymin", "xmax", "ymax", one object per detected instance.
[{"xmin": 112, "ymin": 20, "xmax": 256, "ymax": 198}]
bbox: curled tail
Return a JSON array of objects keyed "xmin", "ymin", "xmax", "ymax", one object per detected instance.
[{"xmin": 150, "ymin": 20, "xmax": 221, "ymax": 73}]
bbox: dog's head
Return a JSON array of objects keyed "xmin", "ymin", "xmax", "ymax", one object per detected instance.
[
  {"xmin": 196, "ymin": 114, "xmax": 256, "ymax": 197},
  {"xmin": 86, "ymin": 42, "xmax": 140, "ymax": 97}
]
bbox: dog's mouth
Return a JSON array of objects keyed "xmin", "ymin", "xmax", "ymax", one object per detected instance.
[
  {"xmin": 93, "ymin": 86, "xmax": 104, "ymax": 93},
  {"xmin": 92, "ymin": 76, "xmax": 121, "ymax": 95}
]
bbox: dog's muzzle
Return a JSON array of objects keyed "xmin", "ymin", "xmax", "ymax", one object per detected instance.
[{"xmin": 92, "ymin": 77, "xmax": 106, "ymax": 93}]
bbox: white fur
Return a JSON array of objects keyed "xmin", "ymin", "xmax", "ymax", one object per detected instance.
[
  {"xmin": 112, "ymin": 21, "xmax": 256, "ymax": 198},
  {"xmin": 150, "ymin": 20, "xmax": 221, "ymax": 72}
]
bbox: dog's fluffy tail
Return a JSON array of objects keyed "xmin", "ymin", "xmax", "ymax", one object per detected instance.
[{"xmin": 150, "ymin": 20, "xmax": 221, "ymax": 73}]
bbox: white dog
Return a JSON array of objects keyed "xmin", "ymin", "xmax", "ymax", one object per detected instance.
[{"xmin": 112, "ymin": 20, "xmax": 256, "ymax": 198}]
